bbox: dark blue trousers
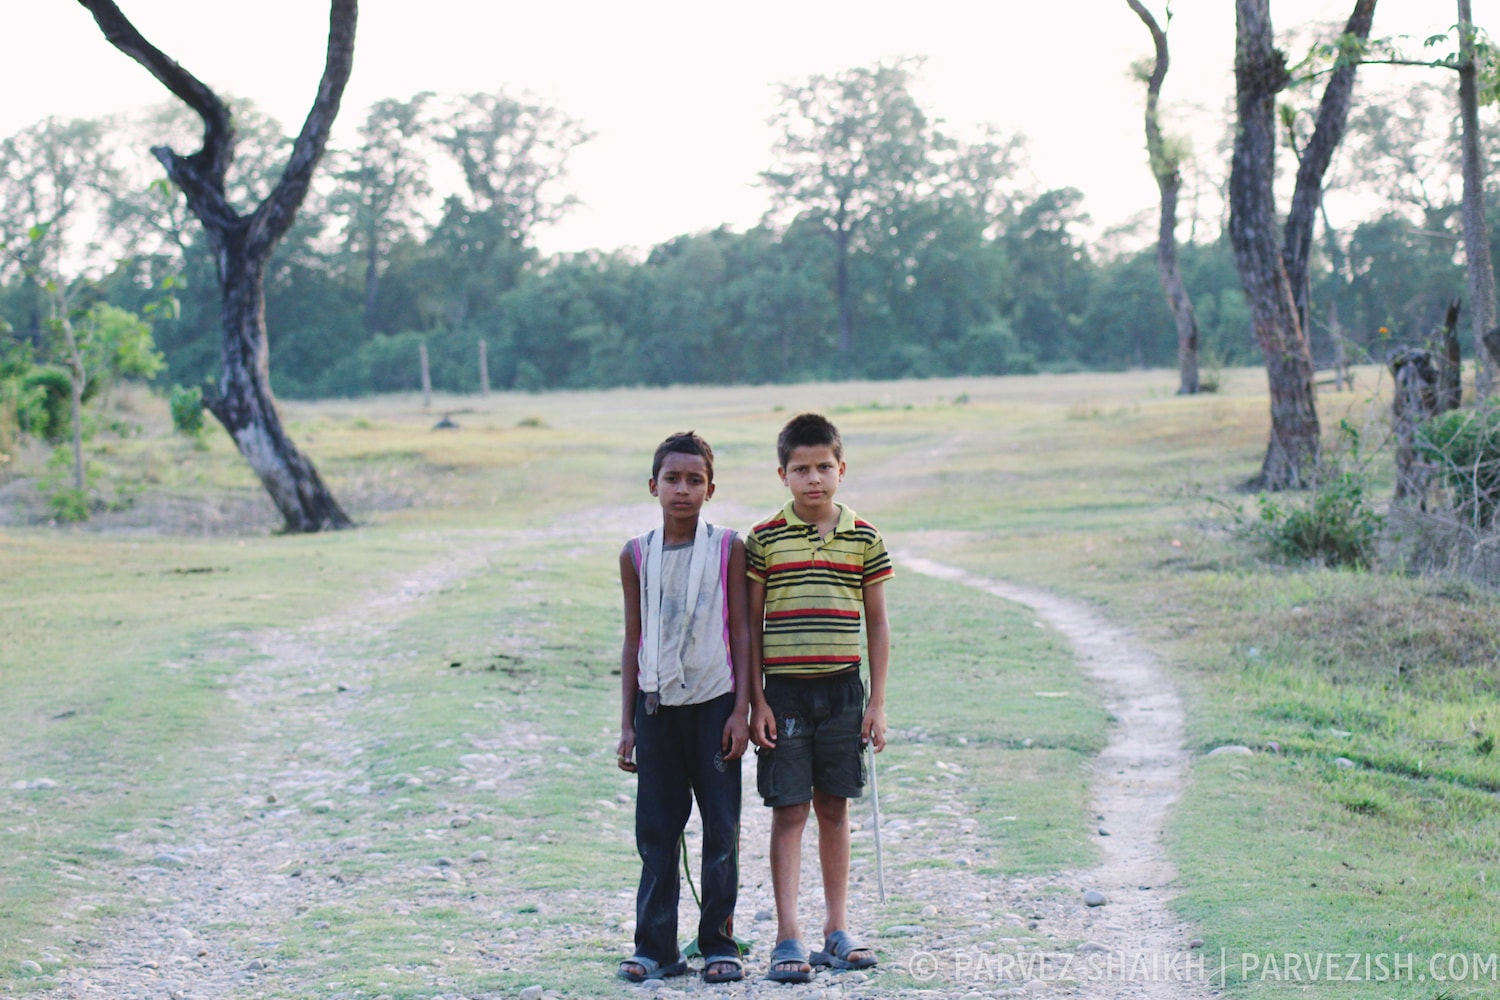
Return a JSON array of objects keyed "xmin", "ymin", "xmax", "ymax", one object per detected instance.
[{"xmin": 633, "ymin": 690, "xmax": 741, "ymax": 965}]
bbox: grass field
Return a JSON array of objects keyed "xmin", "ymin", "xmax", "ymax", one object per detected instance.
[{"xmin": 3, "ymin": 367, "xmax": 1499, "ymax": 997}]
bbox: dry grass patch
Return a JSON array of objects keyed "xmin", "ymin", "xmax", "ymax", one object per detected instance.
[{"xmin": 1269, "ymin": 584, "xmax": 1500, "ymax": 693}]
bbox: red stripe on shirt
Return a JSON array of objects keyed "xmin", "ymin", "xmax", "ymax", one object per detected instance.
[{"xmin": 764, "ymin": 559, "xmax": 863, "ymax": 573}]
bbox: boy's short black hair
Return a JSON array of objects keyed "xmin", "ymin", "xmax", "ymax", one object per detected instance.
[
  {"xmin": 777, "ymin": 412, "xmax": 843, "ymax": 469},
  {"xmin": 652, "ymin": 431, "xmax": 715, "ymax": 481}
]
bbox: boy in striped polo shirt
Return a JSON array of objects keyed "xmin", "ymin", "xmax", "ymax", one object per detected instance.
[{"xmin": 746, "ymin": 413, "xmax": 893, "ymax": 983}]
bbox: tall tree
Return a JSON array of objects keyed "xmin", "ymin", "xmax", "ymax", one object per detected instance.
[
  {"xmin": 76, "ymin": 0, "xmax": 357, "ymax": 531},
  {"xmin": 431, "ymin": 91, "xmax": 591, "ymax": 325},
  {"xmin": 1229, "ymin": 0, "xmax": 1375, "ymax": 489},
  {"xmin": 762, "ymin": 58, "xmax": 938, "ymax": 355},
  {"xmin": 0, "ymin": 118, "xmax": 116, "ymax": 295},
  {"xmin": 1001, "ymin": 188, "xmax": 1094, "ymax": 365},
  {"xmin": 1332, "ymin": 11, "xmax": 1500, "ymax": 390},
  {"xmin": 1126, "ymin": 0, "xmax": 1202, "ymax": 394},
  {"xmin": 1456, "ymin": 0, "xmax": 1499, "ymax": 393},
  {"xmin": 332, "ymin": 93, "xmax": 434, "ymax": 332}
]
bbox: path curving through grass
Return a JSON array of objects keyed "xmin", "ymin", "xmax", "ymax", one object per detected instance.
[{"xmin": 901, "ymin": 555, "xmax": 1211, "ymax": 999}]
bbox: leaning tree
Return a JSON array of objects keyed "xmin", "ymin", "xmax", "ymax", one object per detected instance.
[
  {"xmin": 1229, "ymin": 0, "xmax": 1376, "ymax": 489},
  {"xmin": 1126, "ymin": 0, "xmax": 1203, "ymax": 395},
  {"xmin": 76, "ymin": 0, "xmax": 357, "ymax": 531}
]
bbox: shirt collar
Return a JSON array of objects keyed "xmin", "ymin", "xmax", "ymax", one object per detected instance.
[{"xmin": 780, "ymin": 499, "xmax": 856, "ymax": 535}]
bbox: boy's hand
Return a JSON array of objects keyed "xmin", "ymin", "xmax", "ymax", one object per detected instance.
[
  {"xmin": 861, "ymin": 704, "xmax": 887, "ymax": 752},
  {"xmin": 616, "ymin": 728, "xmax": 637, "ymax": 773},
  {"xmin": 722, "ymin": 712, "xmax": 750, "ymax": 760},
  {"xmin": 749, "ymin": 698, "xmax": 777, "ymax": 749}
]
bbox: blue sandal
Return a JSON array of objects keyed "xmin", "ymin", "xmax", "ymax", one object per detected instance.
[
  {"xmin": 768, "ymin": 938, "xmax": 812, "ymax": 983},
  {"xmin": 702, "ymin": 954, "xmax": 745, "ymax": 983},
  {"xmin": 811, "ymin": 930, "xmax": 877, "ymax": 970},
  {"xmin": 617, "ymin": 954, "xmax": 688, "ymax": 982}
]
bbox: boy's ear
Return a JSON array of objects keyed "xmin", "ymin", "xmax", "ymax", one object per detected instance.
[
  {"xmin": 648, "ymin": 477, "xmax": 659, "ymax": 497},
  {"xmin": 777, "ymin": 466, "xmax": 788, "ymax": 485},
  {"xmin": 706, "ymin": 481, "xmax": 716, "ymax": 501}
]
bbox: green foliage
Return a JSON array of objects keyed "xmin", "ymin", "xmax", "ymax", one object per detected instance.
[
  {"xmin": 1252, "ymin": 473, "xmax": 1384, "ymax": 568},
  {"xmin": 1239, "ymin": 424, "xmax": 1385, "ymax": 568},
  {"xmin": 1417, "ymin": 404, "xmax": 1500, "ymax": 528},
  {"xmin": 1, "ymin": 336, "xmax": 43, "ymax": 454},
  {"xmin": 75, "ymin": 302, "xmax": 165, "ymax": 385},
  {"xmin": 46, "ymin": 485, "xmax": 90, "ymax": 523},
  {"xmin": 38, "ymin": 443, "xmax": 96, "ymax": 521},
  {"xmin": 10, "ymin": 304, "xmax": 164, "ymax": 447},
  {"xmin": 0, "ymin": 76, "xmax": 1482, "ymax": 399},
  {"xmin": 168, "ymin": 383, "xmax": 206, "ymax": 442},
  {"xmin": 18, "ymin": 366, "xmax": 73, "ymax": 442}
]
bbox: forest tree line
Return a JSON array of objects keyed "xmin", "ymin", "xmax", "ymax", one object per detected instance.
[{"xmin": 0, "ymin": 66, "xmax": 1487, "ymax": 401}]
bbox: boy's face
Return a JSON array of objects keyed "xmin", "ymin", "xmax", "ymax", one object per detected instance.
[
  {"xmin": 779, "ymin": 444, "xmax": 844, "ymax": 513},
  {"xmin": 650, "ymin": 451, "xmax": 714, "ymax": 517}
]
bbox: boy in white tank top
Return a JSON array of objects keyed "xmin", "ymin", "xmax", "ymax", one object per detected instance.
[{"xmin": 616, "ymin": 431, "xmax": 750, "ymax": 984}]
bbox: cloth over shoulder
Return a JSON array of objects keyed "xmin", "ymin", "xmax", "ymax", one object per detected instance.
[{"xmin": 628, "ymin": 521, "xmax": 738, "ymax": 706}]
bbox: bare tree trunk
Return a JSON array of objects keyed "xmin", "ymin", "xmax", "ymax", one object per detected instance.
[
  {"xmin": 1159, "ymin": 174, "xmax": 1201, "ymax": 393},
  {"xmin": 478, "ymin": 339, "xmax": 490, "ymax": 395},
  {"xmin": 1230, "ymin": 0, "xmax": 1322, "ymax": 489},
  {"xmin": 1127, "ymin": 0, "xmax": 1201, "ymax": 395},
  {"xmin": 210, "ymin": 249, "xmax": 350, "ymax": 531},
  {"xmin": 364, "ymin": 237, "xmax": 380, "ymax": 332},
  {"xmin": 78, "ymin": 0, "xmax": 356, "ymax": 532},
  {"xmin": 420, "ymin": 341, "xmax": 432, "ymax": 408},
  {"xmin": 1389, "ymin": 348, "xmax": 1439, "ymax": 504},
  {"xmin": 834, "ymin": 222, "xmax": 853, "ymax": 355},
  {"xmin": 1439, "ymin": 297, "xmax": 1463, "ymax": 411},
  {"xmin": 1458, "ymin": 0, "xmax": 1499, "ymax": 395},
  {"xmin": 1329, "ymin": 300, "xmax": 1348, "ymax": 391},
  {"xmin": 68, "ymin": 342, "xmax": 85, "ymax": 492}
]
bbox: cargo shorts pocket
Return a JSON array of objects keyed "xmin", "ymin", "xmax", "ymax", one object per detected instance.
[{"xmin": 755, "ymin": 746, "xmax": 776, "ymax": 802}]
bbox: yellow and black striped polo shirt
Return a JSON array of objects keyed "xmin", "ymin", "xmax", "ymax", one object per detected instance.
[{"xmin": 745, "ymin": 500, "xmax": 894, "ymax": 677}]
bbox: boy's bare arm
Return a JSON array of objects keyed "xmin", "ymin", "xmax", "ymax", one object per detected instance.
[
  {"xmin": 617, "ymin": 545, "xmax": 642, "ymax": 772},
  {"xmin": 721, "ymin": 538, "xmax": 751, "ymax": 760},
  {"xmin": 862, "ymin": 579, "xmax": 890, "ymax": 752},
  {"xmin": 747, "ymin": 577, "xmax": 777, "ymax": 748}
]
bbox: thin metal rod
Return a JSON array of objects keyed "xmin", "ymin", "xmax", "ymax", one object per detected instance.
[{"xmin": 868, "ymin": 742, "xmax": 887, "ymax": 903}]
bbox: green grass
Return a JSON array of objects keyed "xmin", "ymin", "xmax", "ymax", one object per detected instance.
[
  {"xmin": 883, "ymin": 370, "xmax": 1500, "ymax": 998},
  {"xmin": 880, "ymin": 575, "xmax": 1107, "ymax": 873},
  {"xmin": 3, "ymin": 368, "xmax": 1500, "ymax": 996}
]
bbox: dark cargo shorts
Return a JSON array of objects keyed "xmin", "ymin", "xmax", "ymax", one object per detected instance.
[{"xmin": 756, "ymin": 670, "xmax": 867, "ymax": 807}]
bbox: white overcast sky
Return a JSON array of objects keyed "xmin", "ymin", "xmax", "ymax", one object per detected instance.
[{"xmin": 4, "ymin": 0, "xmax": 1493, "ymax": 256}]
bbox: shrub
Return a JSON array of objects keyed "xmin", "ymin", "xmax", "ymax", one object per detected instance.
[
  {"xmin": 19, "ymin": 366, "xmax": 74, "ymax": 443},
  {"xmin": 512, "ymin": 360, "xmax": 546, "ymax": 393},
  {"xmin": 1253, "ymin": 470, "xmax": 1384, "ymax": 568},
  {"xmin": 168, "ymin": 384, "xmax": 207, "ymax": 443},
  {"xmin": 1227, "ymin": 422, "xmax": 1385, "ymax": 569},
  {"xmin": 1417, "ymin": 404, "xmax": 1500, "ymax": 530},
  {"xmin": 47, "ymin": 486, "xmax": 90, "ymax": 523}
]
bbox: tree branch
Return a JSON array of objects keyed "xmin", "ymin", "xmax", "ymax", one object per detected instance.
[
  {"xmin": 1282, "ymin": 0, "xmax": 1377, "ymax": 329},
  {"xmin": 249, "ymin": 0, "xmax": 358, "ymax": 256},
  {"xmin": 1298, "ymin": 56, "xmax": 1456, "ymax": 82},
  {"xmin": 74, "ymin": 0, "xmax": 237, "ymax": 231}
]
